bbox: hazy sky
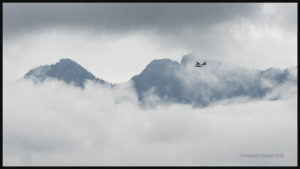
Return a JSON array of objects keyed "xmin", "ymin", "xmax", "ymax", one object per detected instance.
[{"xmin": 3, "ymin": 3, "xmax": 297, "ymax": 83}]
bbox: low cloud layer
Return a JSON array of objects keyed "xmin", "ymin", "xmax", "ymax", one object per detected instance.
[{"xmin": 3, "ymin": 79, "xmax": 297, "ymax": 166}]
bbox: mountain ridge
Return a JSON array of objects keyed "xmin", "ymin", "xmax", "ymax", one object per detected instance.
[{"xmin": 24, "ymin": 55, "xmax": 297, "ymax": 107}]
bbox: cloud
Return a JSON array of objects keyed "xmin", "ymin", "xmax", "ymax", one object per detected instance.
[
  {"xmin": 3, "ymin": 3, "xmax": 296, "ymax": 38},
  {"xmin": 3, "ymin": 3, "xmax": 261, "ymax": 39},
  {"xmin": 3, "ymin": 79, "xmax": 297, "ymax": 166},
  {"xmin": 3, "ymin": 3, "xmax": 297, "ymax": 81}
]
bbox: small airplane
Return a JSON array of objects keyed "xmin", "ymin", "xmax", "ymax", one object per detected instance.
[{"xmin": 194, "ymin": 61, "xmax": 206, "ymax": 67}]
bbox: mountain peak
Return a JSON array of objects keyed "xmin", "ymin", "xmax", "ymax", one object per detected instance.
[
  {"xmin": 24, "ymin": 58, "xmax": 107, "ymax": 87},
  {"xmin": 56, "ymin": 58, "xmax": 81, "ymax": 67},
  {"xmin": 181, "ymin": 53, "xmax": 196, "ymax": 64},
  {"xmin": 140, "ymin": 58, "xmax": 179, "ymax": 76},
  {"xmin": 58, "ymin": 58, "xmax": 76, "ymax": 64}
]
